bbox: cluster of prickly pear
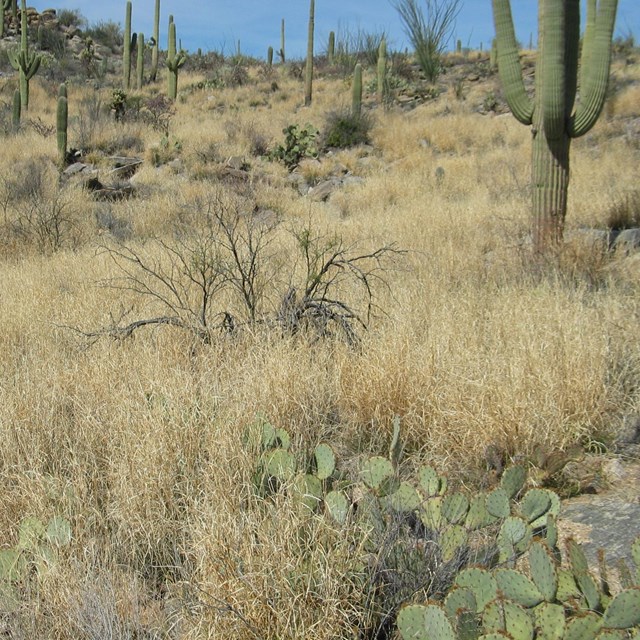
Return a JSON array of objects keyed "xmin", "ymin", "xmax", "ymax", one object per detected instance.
[
  {"xmin": 249, "ymin": 419, "xmax": 347, "ymax": 521},
  {"xmin": 397, "ymin": 533, "xmax": 640, "ymax": 639},
  {"xmin": 0, "ymin": 515, "xmax": 72, "ymax": 612},
  {"xmin": 8, "ymin": 0, "xmax": 41, "ymax": 110}
]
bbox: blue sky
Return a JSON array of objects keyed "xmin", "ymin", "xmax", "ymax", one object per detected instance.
[{"xmin": 27, "ymin": 1, "xmax": 640, "ymax": 58}]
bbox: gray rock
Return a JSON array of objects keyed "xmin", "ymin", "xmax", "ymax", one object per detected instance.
[
  {"xmin": 342, "ymin": 175, "xmax": 365, "ymax": 188},
  {"xmin": 612, "ymin": 228, "xmax": 640, "ymax": 254},
  {"xmin": 63, "ymin": 162, "xmax": 89, "ymax": 176},
  {"xmin": 308, "ymin": 178, "xmax": 340, "ymax": 202}
]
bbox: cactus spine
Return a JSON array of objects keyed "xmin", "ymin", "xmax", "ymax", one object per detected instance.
[
  {"xmin": 8, "ymin": 0, "xmax": 41, "ymax": 111},
  {"xmin": 377, "ymin": 37, "xmax": 387, "ymax": 104},
  {"xmin": 166, "ymin": 19, "xmax": 186, "ymax": 100},
  {"xmin": 492, "ymin": 0, "xmax": 618, "ymax": 252},
  {"xmin": 136, "ymin": 32, "xmax": 144, "ymax": 89},
  {"xmin": 150, "ymin": 0, "xmax": 160, "ymax": 81},
  {"xmin": 279, "ymin": 18, "xmax": 285, "ymax": 63},
  {"xmin": 352, "ymin": 63, "xmax": 362, "ymax": 118},
  {"xmin": 304, "ymin": 0, "xmax": 314, "ymax": 106},
  {"xmin": 123, "ymin": 0, "xmax": 132, "ymax": 89},
  {"xmin": 327, "ymin": 30, "xmax": 335, "ymax": 65},
  {"xmin": 57, "ymin": 84, "xmax": 68, "ymax": 166}
]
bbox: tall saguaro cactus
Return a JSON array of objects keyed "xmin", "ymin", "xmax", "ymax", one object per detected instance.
[
  {"xmin": 1, "ymin": 0, "xmax": 11, "ymax": 38},
  {"xmin": 352, "ymin": 63, "xmax": 362, "ymax": 118},
  {"xmin": 377, "ymin": 37, "xmax": 387, "ymax": 104},
  {"xmin": 304, "ymin": 0, "xmax": 314, "ymax": 106},
  {"xmin": 493, "ymin": 0, "xmax": 618, "ymax": 252},
  {"xmin": 279, "ymin": 18, "xmax": 285, "ymax": 63},
  {"xmin": 166, "ymin": 19, "xmax": 186, "ymax": 100},
  {"xmin": 136, "ymin": 32, "xmax": 144, "ymax": 89},
  {"xmin": 150, "ymin": 0, "xmax": 160, "ymax": 81},
  {"xmin": 9, "ymin": 0, "xmax": 41, "ymax": 111},
  {"xmin": 123, "ymin": 0, "xmax": 132, "ymax": 89},
  {"xmin": 57, "ymin": 83, "xmax": 68, "ymax": 166}
]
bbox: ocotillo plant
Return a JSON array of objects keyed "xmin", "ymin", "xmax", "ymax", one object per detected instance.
[
  {"xmin": 166, "ymin": 19, "xmax": 186, "ymax": 100},
  {"xmin": 493, "ymin": 0, "xmax": 618, "ymax": 252},
  {"xmin": 279, "ymin": 18, "xmax": 285, "ymax": 63},
  {"xmin": 123, "ymin": 0, "xmax": 132, "ymax": 89},
  {"xmin": 136, "ymin": 32, "xmax": 144, "ymax": 89},
  {"xmin": 9, "ymin": 0, "xmax": 41, "ymax": 111},
  {"xmin": 377, "ymin": 37, "xmax": 387, "ymax": 104},
  {"xmin": 352, "ymin": 62, "xmax": 362, "ymax": 118},
  {"xmin": 150, "ymin": 0, "xmax": 160, "ymax": 81},
  {"xmin": 327, "ymin": 30, "xmax": 335, "ymax": 64},
  {"xmin": 57, "ymin": 84, "xmax": 68, "ymax": 166},
  {"xmin": 304, "ymin": 0, "xmax": 314, "ymax": 106}
]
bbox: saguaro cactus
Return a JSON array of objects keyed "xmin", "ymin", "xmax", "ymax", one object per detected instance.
[
  {"xmin": 492, "ymin": 0, "xmax": 618, "ymax": 252},
  {"xmin": 304, "ymin": 0, "xmax": 314, "ymax": 106},
  {"xmin": 150, "ymin": 0, "xmax": 160, "ymax": 81},
  {"xmin": 166, "ymin": 19, "xmax": 186, "ymax": 100},
  {"xmin": 136, "ymin": 32, "xmax": 144, "ymax": 89},
  {"xmin": 327, "ymin": 30, "xmax": 335, "ymax": 65},
  {"xmin": 377, "ymin": 37, "xmax": 387, "ymax": 104},
  {"xmin": 1, "ymin": 0, "xmax": 11, "ymax": 38},
  {"xmin": 12, "ymin": 89, "xmax": 20, "ymax": 130},
  {"xmin": 267, "ymin": 46, "xmax": 273, "ymax": 67},
  {"xmin": 279, "ymin": 18, "xmax": 285, "ymax": 63},
  {"xmin": 352, "ymin": 63, "xmax": 362, "ymax": 118},
  {"xmin": 123, "ymin": 0, "xmax": 132, "ymax": 89},
  {"xmin": 9, "ymin": 0, "xmax": 41, "ymax": 111},
  {"xmin": 57, "ymin": 84, "xmax": 68, "ymax": 165}
]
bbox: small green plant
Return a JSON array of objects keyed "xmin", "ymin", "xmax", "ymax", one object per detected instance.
[
  {"xmin": 109, "ymin": 88, "xmax": 127, "ymax": 121},
  {"xmin": 0, "ymin": 516, "xmax": 72, "ymax": 611},
  {"xmin": 269, "ymin": 123, "xmax": 319, "ymax": 169}
]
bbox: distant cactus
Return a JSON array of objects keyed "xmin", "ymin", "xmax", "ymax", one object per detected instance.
[
  {"xmin": 304, "ymin": 0, "xmax": 314, "ymax": 106},
  {"xmin": 492, "ymin": 0, "xmax": 618, "ymax": 251},
  {"xmin": 327, "ymin": 30, "xmax": 335, "ymax": 64},
  {"xmin": 8, "ymin": 0, "xmax": 41, "ymax": 111},
  {"xmin": 150, "ymin": 0, "xmax": 160, "ymax": 81},
  {"xmin": 377, "ymin": 37, "xmax": 387, "ymax": 104},
  {"xmin": 57, "ymin": 87, "xmax": 68, "ymax": 166},
  {"xmin": 352, "ymin": 62, "xmax": 362, "ymax": 118},
  {"xmin": 267, "ymin": 45, "xmax": 273, "ymax": 67},
  {"xmin": 166, "ymin": 19, "xmax": 186, "ymax": 100},
  {"xmin": 489, "ymin": 37, "xmax": 497, "ymax": 70},
  {"xmin": 456, "ymin": 38, "xmax": 462, "ymax": 52},
  {"xmin": 136, "ymin": 32, "xmax": 144, "ymax": 89},
  {"xmin": 123, "ymin": 0, "xmax": 132, "ymax": 89},
  {"xmin": 0, "ymin": 0, "xmax": 10, "ymax": 38},
  {"xmin": 279, "ymin": 18, "xmax": 285, "ymax": 63}
]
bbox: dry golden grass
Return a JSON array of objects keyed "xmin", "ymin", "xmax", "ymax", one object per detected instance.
[{"xmin": 0, "ymin": 53, "xmax": 639, "ymax": 637}]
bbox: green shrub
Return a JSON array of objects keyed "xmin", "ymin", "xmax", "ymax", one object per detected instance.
[{"xmin": 322, "ymin": 109, "xmax": 372, "ymax": 149}]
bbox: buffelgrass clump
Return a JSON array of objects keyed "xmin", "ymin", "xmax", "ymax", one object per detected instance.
[
  {"xmin": 322, "ymin": 109, "xmax": 372, "ymax": 149},
  {"xmin": 606, "ymin": 190, "xmax": 640, "ymax": 231}
]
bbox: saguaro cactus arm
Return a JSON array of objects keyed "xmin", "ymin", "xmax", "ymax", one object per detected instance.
[
  {"xmin": 569, "ymin": 0, "xmax": 617, "ymax": 137},
  {"xmin": 492, "ymin": 0, "xmax": 534, "ymax": 125}
]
